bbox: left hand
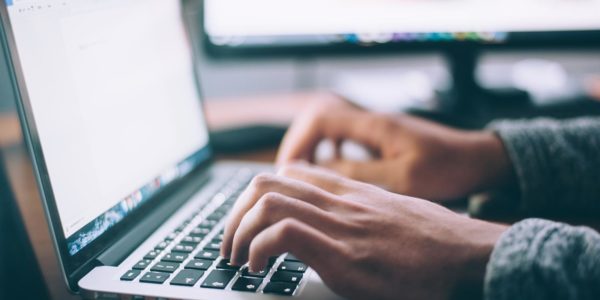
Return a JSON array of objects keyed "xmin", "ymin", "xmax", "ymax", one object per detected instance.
[
  {"xmin": 276, "ymin": 99, "xmax": 514, "ymax": 202},
  {"xmin": 221, "ymin": 163, "xmax": 508, "ymax": 300}
]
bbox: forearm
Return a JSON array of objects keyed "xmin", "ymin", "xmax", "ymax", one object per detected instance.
[
  {"xmin": 484, "ymin": 219, "xmax": 600, "ymax": 300},
  {"xmin": 489, "ymin": 117, "xmax": 600, "ymax": 216}
]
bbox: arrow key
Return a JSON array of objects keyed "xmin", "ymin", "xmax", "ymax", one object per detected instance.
[
  {"xmin": 232, "ymin": 276, "xmax": 262, "ymax": 292},
  {"xmin": 200, "ymin": 269, "xmax": 236, "ymax": 289},
  {"xmin": 263, "ymin": 282, "xmax": 297, "ymax": 296}
]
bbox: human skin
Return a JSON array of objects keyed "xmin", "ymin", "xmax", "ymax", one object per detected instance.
[
  {"xmin": 276, "ymin": 98, "xmax": 515, "ymax": 202},
  {"xmin": 221, "ymin": 164, "xmax": 509, "ymax": 300}
]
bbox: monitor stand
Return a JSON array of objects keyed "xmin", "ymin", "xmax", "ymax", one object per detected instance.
[{"xmin": 411, "ymin": 46, "xmax": 600, "ymax": 129}]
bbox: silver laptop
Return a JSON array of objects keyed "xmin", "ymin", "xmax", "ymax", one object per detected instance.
[{"xmin": 0, "ymin": 0, "xmax": 341, "ymax": 299}]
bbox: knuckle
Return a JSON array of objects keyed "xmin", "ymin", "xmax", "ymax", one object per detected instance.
[
  {"xmin": 255, "ymin": 192, "xmax": 285, "ymax": 217},
  {"xmin": 373, "ymin": 113, "xmax": 399, "ymax": 137},
  {"xmin": 396, "ymin": 163, "xmax": 419, "ymax": 193},
  {"xmin": 310, "ymin": 101, "xmax": 332, "ymax": 115},
  {"xmin": 275, "ymin": 218, "xmax": 300, "ymax": 240},
  {"xmin": 345, "ymin": 245, "xmax": 369, "ymax": 266},
  {"xmin": 250, "ymin": 173, "xmax": 277, "ymax": 190},
  {"xmin": 278, "ymin": 164, "xmax": 298, "ymax": 177}
]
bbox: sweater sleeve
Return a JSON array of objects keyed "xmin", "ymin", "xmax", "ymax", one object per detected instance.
[
  {"xmin": 489, "ymin": 117, "xmax": 600, "ymax": 216},
  {"xmin": 484, "ymin": 218, "xmax": 600, "ymax": 300}
]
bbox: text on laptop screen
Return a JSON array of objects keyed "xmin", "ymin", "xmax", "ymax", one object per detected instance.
[{"xmin": 5, "ymin": 0, "xmax": 210, "ymax": 255}]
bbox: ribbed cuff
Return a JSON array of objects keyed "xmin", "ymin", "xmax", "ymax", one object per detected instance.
[
  {"xmin": 487, "ymin": 120, "xmax": 553, "ymax": 214},
  {"xmin": 484, "ymin": 218, "xmax": 600, "ymax": 300}
]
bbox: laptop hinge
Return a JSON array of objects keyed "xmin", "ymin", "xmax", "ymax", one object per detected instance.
[{"xmin": 96, "ymin": 169, "xmax": 211, "ymax": 266}]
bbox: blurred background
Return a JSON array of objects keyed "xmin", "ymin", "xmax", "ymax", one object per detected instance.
[{"xmin": 2, "ymin": 6, "xmax": 600, "ymax": 113}]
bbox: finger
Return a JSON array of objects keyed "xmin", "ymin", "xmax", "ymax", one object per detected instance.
[
  {"xmin": 247, "ymin": 218, "xmax": 344, "ymax": 277},
  {"xmin": 221, "ymin": 173, "xmax": 341, "ymax": 258},
  {"xmin": 278, "ymin": 163, "xmax": 358, "ymax": 195},
  {"xmin": 321, "ymin": 160, "xmax": 393, "ymax": 190},
  {"xmin": 276, "ymin": 106, "xmax": 325, "ymax": 164},
  {"xmin": 230, "ymin": 192, "xmax": 342, "ymax": 265},
  {"xmin": 276, "ymin": 105, "xmax": 384, "ymax": 165}
]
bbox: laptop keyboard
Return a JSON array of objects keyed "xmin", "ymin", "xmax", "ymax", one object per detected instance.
[{"xmin": 119, "ymin": 169, "xmax": 307, "ymax": 296}]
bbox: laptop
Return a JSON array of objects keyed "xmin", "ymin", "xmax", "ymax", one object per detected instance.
[{"xmin": 0, "ymin": 0, "xmax": 341, "ymax": 299}]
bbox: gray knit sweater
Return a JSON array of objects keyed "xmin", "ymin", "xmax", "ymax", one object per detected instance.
[{"xmin": 484, "ymin": 118, "xmax": 600, "ymax": 300}]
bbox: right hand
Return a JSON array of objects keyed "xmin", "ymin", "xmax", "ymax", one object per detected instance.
[
  {"xmin": 276, "ymin": 99, "xmax": 514, "ymax": 202},
  {"xmin": 221, "ymin": 164, "xmax": 508, "ymax": 300}
]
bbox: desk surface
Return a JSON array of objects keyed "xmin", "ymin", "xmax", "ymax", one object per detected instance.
[{"xmin": 0, "ymin": 92, "xmax": 329, "ymax": 300}]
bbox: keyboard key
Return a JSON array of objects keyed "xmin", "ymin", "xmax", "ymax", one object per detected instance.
[
  {"xmin": 176, "ymin": 224, "xmax": 188, "ymax": 232},
  {"xmin": 200, "ymin": 269, "xmax": 236, "ymax": 289},
  {"xmin": 204, "ymin": 241, "xmax": 222, "ymax": 251},
  {"xmin": 231, "ymin": 277, "xmax": 262, "ymax": 292},
  {"xmin": 215, "ymin": 258, "xmax": 240, "ymax": 271},
  {"xmin": 162, "ymin": 253, "xmax": 188, "ymax": 263},
  {"xmin": 133, "ymin": 260, "xmax": 151, "ymax": 270},
  {"xmin": 172, "ymin": 244, "xmax": 195, "ymax": 253},
  {"xmin": 120, "ymin": 270, "xmax": 141, "ymax": 281},
  {"xmin": 189, "ymin": 227, "xmax": 210, "ymax": 237},
  {"xmin": 140, "ymin": 272, "xmax": 170, "ymax": 284},
  {"xmin": 181, "ymin": 236, "xmax": 202, "ymax": 244},
  {"xmin": 271, "ymin": 271, "xmax": 303, "ymax": 284},
  {"xmin": 214, "ymin": 206, "xmax": 231, "ymax": 215},
  {"xmin": 155, "ymin": 241, "xmax": 170, "ymax": 250},
  {"xmin": 195, "ymin": 249, "xmax": 219, "ymax": 260},
  {"xmin": 263, "ymin": 282, "xmax": 297, "ymax": 295},
  {"xmin": 284, "ymin": 254, "xmax": 301, "ymax": 262},
  {"xmin": 268, "ymin": 256, "xmax": 279, "ymax": 266},
  {"xmin": 166, "ymin": 232, "xmax": 179, "ymax": 240},
  {"xmin": 198, "ymin": 219, "xmax": 218, "ymax": 229},
  {"xmin": 170, "ymin": 269, "xmax": 204, "ymax": 287},
  {"xmin": 144, "ymin": 250, "xmax": 161, "ymax": 260},
  {"xmin": 151, "ymin": 262, "xmax": 179, "ymax": 273},
  {"xmin": 185, "ymin": 259, "xmax": 213, "ymax": 271},
  {"xmin": 278, "ymin": 261, "xmax": 307, "ymax": 273},
  {"xmin": 241, "ymin": 267, "xmax": 268, "ymax": 278},
  {"xmin": 207, "ymin": 211, "xmax": 225, "ymax": 221}
]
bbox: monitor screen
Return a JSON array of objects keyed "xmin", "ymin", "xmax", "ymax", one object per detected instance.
[
  {"xmin": 4, "ymin": 0, "xmax": 210, "ymax": 256},
  {"xmin": 204, "ymin": 0, "xmax": 600, "ymax": 50}
]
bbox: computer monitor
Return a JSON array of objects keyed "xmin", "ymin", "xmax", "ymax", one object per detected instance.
[
  {"xmin": 203, "ymin": 0, "xmax": 600, "ymax": 55},
  {"xmin": 202, "ymin": 0, "xmax": 600, "ymax": 126}
]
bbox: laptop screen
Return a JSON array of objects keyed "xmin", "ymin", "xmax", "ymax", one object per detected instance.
[{"xmin": 4, "ymin": 0, "xmax": 210, "ymax": 256}]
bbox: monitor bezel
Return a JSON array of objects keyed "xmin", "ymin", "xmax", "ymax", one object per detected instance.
[
  {"xmin": 199, "ymin": 1, "xmax": 600, "ymax": 59},
  {"xmin": 0, "ymin": 3, "xmax": 214, "ymax": 292}
]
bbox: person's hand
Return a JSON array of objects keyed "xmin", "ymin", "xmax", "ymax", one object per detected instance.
[
  {"xmin": 277, "ymin": 99, "xmax": 514, "ymax": 202},
  {"xmin": 221, "ymin": 164, "xmax": 508, "ymax": 300}
]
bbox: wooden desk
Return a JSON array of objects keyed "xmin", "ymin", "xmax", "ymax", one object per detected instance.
[{"xmin": 0, "ymin": 92, "xmax": 328, "ymax": 300}]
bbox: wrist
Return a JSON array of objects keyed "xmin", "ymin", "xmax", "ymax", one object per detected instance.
[
  {"xmin": 451, "ymin": 220, "xmax": 509, "ymax": 300},
  {"xmin": 465, "ymin": 131, "xmax": 516, "ymax": 193}
]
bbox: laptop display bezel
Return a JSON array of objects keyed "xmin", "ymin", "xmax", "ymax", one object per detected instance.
[{"xmin": 0, "ymin": 2, "xmax": 215, "ymax": 292}]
